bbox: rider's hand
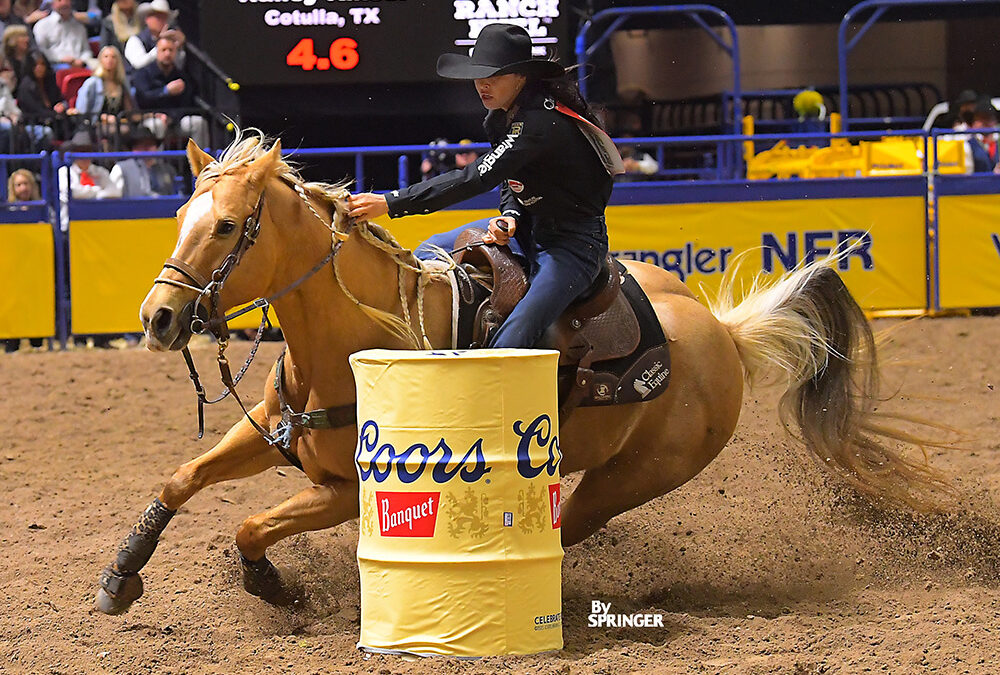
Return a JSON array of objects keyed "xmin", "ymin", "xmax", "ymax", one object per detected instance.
[
  {"xmin": 483, "ymin": 216, "xmax": 517, "ymax": 245},
  {"xmin": 347, "ymin": 192, "xmax": 389, "ymax": 221}
]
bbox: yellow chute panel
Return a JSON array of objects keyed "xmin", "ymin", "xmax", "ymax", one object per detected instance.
[{"xmin": 0, "ymin": 223, "xmax": 55, "ymax": 339}]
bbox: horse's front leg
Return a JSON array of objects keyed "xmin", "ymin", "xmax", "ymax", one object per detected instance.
[
  {"xmin": 95, "ymin": 401, "xmax": 289, "ymax": 615},
  {"xmin": 235, "ymin": 478, "xmax": 358, "ymax": 605}
]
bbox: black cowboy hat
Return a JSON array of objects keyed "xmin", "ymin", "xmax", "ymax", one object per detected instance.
[
  {"xmin": 436, "ymin": 24, "xmax": 564, "ymax": 80},
  {"xmin": 126, "ymin": 125, "xmax": 159, "ymax": 149},
  {"xmin": 64, "ymin": 129, "xmax": 95, "ymax": 152}
]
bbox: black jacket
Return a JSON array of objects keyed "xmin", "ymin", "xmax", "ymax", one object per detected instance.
[
  {"xmin": 385, "ymin": 87, "xmax": 613, "ymax": 224},
  {"xmin": 133, "ymin": 61, "xmax": 196, "ymax": 111},
  {"xmin": 15, "ymin": 74, "xmax": 64, "ymax": 119}
]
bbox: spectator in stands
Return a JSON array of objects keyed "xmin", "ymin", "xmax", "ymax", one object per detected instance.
[
  {"xmin": 68, "ymin": 0, "xmax": 103, "ymax": 33},
  {"xmin": 60, "ymin": 128, "xmax": 120, "ymax": 215},
  {"xmin": 100, "ymin": 0, "xmax": 138, "ymax": 54},
  {"xmin": 0, "ymin": 0, "xmax": 29, "ymax": 36},
  {"xmin": 16, "ymin": 50, "xmax": 74, "ymax": 138},
  {"xmin": 454, "ymin": 139, "xmax": 477, "ymax": 170},
  {"xmin": 792, "ymin": 88, "xmax": 828, "ymax": 148},
  {"xmin": 969, "ymin": 99, "xmax": 998, "ymax": 173},
  {"xmin": 951, "ymin": 89, "xmax": 978, "ymax": 131},
  {"xmin": 0, "ymin": 53, "xmax": 51, "ymax": 150},
  {"xmin": 421, "ymin": 138, "xmax": 478, "ymax": 181},
  {"xmin": 617, "ymin": 144, "xmax": 659, "ymax": 180},
  {"xmin": 133, "ymin": 32, "xmax": 205, "ymax": 147},
  {"xmin": 7, "ymin": 166, "xmax": 39, "ymax": 200},
  {"xmin": 76, "ymin": 44, "xmax": 134, "ymax": 140},
  {"xmin": 421, "ymin": 138, "xmax": 453, "ymax": 180},
  {"xmin": 12, "ymin": 0, "xmax": 48, "ymax": 26},
  {"xmin": 0, "ymin": 58, "xmax": 17, "ymax": 151},
  {"xmin": 2, "ymin": 167, "xmax": 44, "ymax": 351},
  {"xmin": 124, "ymin": 0, "xmax": 183, "ymax": 72},
  {"xmin": 2, "ymin": 24, "xmax": 31, "ymax": 87},
  {"xmin": 110, "ymin": 124, "xmax": 175, "ymax": 196},
  {"xmin": 32, "ymin": 0, "xmax": 94, "ymax": 69}
]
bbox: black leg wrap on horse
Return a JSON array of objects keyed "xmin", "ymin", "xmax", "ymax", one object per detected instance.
[
  {"xmin": 240, "ymin": 552, "xmax": 290, "ymax": 603},
  {"xmin": 112, "ymin": 498, "xmax": 176, "ymax": 575},
  {"xmin": 99, "ymin": 567, "xmax": 139, "ymax": 596}
]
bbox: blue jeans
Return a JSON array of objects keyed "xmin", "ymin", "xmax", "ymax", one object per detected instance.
[{"xmin": 415, "ymin": 216, "xmax": 608, "ymax": 349}]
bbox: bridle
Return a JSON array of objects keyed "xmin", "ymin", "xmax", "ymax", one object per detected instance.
[{"xmin": 151, "ymin": 187, "xmax": 338, "ymax": 465}]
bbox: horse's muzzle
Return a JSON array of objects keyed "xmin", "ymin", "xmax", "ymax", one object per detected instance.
[{"xmin": 143, "ymin": 301, "xmax": 207, "ymax": 351}]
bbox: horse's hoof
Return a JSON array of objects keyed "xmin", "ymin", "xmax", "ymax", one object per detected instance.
[
  {"xmin": 95, "ymin": 568, "xmax": 144, "ymax": 615},
  {"xmin": 240, "ymin": 554, "xmax": 297, "ymax": 607}
]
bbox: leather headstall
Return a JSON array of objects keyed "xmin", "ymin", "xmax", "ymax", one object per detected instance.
[{"xmin": 150, "ymin": 189, "xmax": 350, "ymax": 470}]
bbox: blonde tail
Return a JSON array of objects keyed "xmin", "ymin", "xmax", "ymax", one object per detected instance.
[{"xmin": 709, "ymin": 256, "xmax": 950, "ymax": 510}]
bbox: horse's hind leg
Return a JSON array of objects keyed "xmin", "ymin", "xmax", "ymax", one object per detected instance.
[
  {"xmin": 95, "ymin": 402, "xmax": 288, "ymax": 615},
  {"xmin": 560, "ymin": 414, "xmax": 724, "ymax": 547},
  {"xmin": 560, "ymin": 455, "xmax": 677, "ymax": 548},
  {"xmin": 235, "ymin": 479, "xmax": 358, "ymax": 605}
]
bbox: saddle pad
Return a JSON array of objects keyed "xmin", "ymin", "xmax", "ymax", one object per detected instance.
[{"xmin": 572, "ymin": 261, "xmax": 671, "ymax": 406}]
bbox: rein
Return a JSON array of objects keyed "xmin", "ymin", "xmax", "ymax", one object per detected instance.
[
  {"xmin": 153, "ymin": 171, "xmax": 431, "ymax": 470},
  {"xmin": 151, "ymin": 189, "xmax": 342, "ymax": 468}
]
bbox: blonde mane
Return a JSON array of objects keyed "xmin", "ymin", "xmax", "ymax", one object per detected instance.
[{"xmin": 200, "ymin": 127, "xmax": 446, "ymax": 348}]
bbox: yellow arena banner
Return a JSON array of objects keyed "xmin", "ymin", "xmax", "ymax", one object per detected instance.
[
  {"xmin": 0, "ymin": 223, "xmax": 55, "ymax": 339},
  {"xmin": 69, "ymin": 219, "xmax": 277, "ymax": 334},
  {"xmin": 387, "ymin": 195, "xmax": 928, "ymax": 312},
  {"xmin": 937, "ymin": 194, "xmax": 1000, "ymax": 309}
]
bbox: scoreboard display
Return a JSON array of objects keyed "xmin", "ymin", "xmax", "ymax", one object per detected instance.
[{"xmin": 199, "ymin": 1, "xmax": 571, "ymax": 86}]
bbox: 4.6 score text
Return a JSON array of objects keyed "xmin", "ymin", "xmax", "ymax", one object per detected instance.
[{"xmin": 286, "ymin": 38, "xmax": 360, "ymax": 71}]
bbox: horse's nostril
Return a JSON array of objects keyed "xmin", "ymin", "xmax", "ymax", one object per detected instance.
[{"xmin": 151, "ymin": 307, "xmax": 174, "ymax": 338}]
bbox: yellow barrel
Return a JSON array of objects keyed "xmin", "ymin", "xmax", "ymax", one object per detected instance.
[{"xmin": 350, "ymin": 348, "xmax": 564, "ymax": 657}]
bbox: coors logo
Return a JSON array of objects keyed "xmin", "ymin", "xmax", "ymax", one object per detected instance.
[
  {"xmin": 355, "ymin": 420, "xmax": 491, "ymax": 484},
  {"xmin": 376, "ymin": 491, "xmax": 440, "ymax": 537}
]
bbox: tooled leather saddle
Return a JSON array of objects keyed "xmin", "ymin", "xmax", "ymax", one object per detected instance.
[{"xmin": 450, "ymin": 227, "xmax": 671, "ymax": 421}]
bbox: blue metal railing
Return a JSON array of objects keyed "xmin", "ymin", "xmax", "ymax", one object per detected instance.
[
  {"xmin": 4, "ymin": 128, "xmax": 998, "ymax": 347},
  {"xmin": 838, "ymin": 0, "xmax": 1000, "ymax": 131},
  {"xmin": 575, "ymin": 4, "xmax": 742, "ymax": 140}
]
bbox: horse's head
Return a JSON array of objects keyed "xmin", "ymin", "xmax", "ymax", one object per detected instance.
[{"xmin": 140, "ymin": 136, "xmax": 285, "ymax": 351}]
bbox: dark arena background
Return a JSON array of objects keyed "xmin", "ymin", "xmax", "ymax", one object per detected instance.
[{"xmin": 2, "ymin": 0, "xmax": 1000, "ymax": 672}]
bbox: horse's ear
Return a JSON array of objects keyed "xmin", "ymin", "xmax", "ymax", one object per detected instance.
[
  {"xmin": 247, "ymin": 140, "xmax": 282, "ymax": 187},
  {"xmin": 186, "ymin": 139, "xmax": 214, "ymax": 177}
]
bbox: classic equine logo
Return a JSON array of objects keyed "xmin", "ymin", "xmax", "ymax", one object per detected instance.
[
  {"xmin": 588, "ymin": 601, "xmax": 664, "ymax": 628},
  {"xmin": 376, "ymin": 491, "xmax": 440, "ymax": 537},
  {"xmin": 632, "ymin": 360, "xmax": 669, "ymax": 399}
]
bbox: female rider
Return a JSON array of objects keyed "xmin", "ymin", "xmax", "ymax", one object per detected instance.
[{"xmin": 348, "ymin": 23, "xmax": 621, "ymax": 350}]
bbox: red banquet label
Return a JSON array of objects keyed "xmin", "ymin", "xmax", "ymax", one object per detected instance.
[
  {"xmin": 548, "ymin": 483, "xmax": 561, "ymax": 529},
  {"xmin": 376, "ymin": 491, "xmax": 440, "ymax": 537}
]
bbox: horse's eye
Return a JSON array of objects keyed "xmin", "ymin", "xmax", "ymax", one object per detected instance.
[{"xmin": 216, "ymin": 219, "xmax": 237, "ymax": 236}]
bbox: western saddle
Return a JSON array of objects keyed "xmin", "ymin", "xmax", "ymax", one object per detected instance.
[{"xmin": 451, "ymin": 227, "xmax": 667, "ymax": 420}]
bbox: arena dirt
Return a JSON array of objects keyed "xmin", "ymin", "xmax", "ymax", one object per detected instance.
[{"xmin": 1, "ymin": 316, "xmax": 998, "ymax": 674}]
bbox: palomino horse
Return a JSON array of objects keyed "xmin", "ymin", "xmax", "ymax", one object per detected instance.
[{"xmin": 95, "ymin": 132, "xmax": 942, "ymax": 614}]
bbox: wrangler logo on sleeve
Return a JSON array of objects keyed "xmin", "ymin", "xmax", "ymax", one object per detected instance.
[{"xmin": 478, "ymin": 122, "xmax": 523, "ymax": 175}]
